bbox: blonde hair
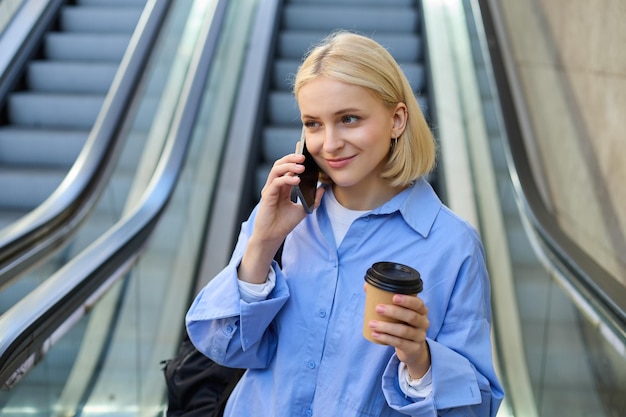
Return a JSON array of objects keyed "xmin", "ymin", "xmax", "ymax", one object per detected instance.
[{"xmin": 293, "ymin": 31, "xmax": 436, "ymax": 187}]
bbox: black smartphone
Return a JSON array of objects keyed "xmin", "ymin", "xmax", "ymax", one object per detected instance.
[{"xmin": 290, "ymin": 130, "xmax": 320, "ymax": 214}]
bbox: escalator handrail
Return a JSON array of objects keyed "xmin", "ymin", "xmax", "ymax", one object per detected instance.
[
  {"xmin": 478, "ymin": 0, "xmax": 626, "ymax": 338},
  {"xmin": 0, "ymin": 0, "xmax": 229, "ymax": 389},
  {"xmin": 0, "ymin": 0, "xmax": 169, "ymax": 286}
]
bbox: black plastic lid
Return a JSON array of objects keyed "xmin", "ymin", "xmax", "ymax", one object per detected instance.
[{"xmin": 364, "ymin": 262, "xmax": 422, "ymax": 294}]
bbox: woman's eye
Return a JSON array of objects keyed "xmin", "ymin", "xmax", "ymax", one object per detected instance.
[
  {"xmin": 304, "ymin": 121, "xmax": 319, "ymax": 128},
  {"xmin": 342, "ymin": 115, "xmax": 359, "ymax": 124}
]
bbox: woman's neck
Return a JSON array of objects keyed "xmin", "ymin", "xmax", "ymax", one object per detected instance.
[{"xmin": 331, "ymin": 181, "xmax": 406, "ymax": 211}]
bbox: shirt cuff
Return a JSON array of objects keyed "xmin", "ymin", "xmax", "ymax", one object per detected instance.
[
  {"xmin": 398, "ymin": 361, "xmax": 433, "ymax": 399},
  {"xmin": 238, "ymin": 267, "xmax": 276, "ymax": 302}
]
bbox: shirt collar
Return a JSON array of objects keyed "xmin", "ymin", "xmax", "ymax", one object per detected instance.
[{"xmin": 369, "ymin": 177, "xmax": 442, "ymax": 238}]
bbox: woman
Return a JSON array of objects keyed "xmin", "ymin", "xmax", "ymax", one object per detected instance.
[{"xmin": 186, "ymin": 31, "xmax": 504, "ymax": 416}]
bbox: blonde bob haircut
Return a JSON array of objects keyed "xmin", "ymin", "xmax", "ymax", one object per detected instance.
[{"xmin": 293, "ymin": 31, "xmax": 436, "ymax": 188}]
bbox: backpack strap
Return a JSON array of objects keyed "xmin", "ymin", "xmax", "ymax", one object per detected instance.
[{"xmin": 213, "ymin": 367, "xmax": 245, "ymax": 417}]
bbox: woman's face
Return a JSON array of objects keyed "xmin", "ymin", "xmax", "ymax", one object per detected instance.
[{"xmin": 297, "ymin": 76, "xmax": 406, "ymax": 209}]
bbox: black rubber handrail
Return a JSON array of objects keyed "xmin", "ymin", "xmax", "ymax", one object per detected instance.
[
  {"xmin": 0, "ymin": 0, "xmax": 170, "ymax": 286},
  {"xmin": 477, "ymin": 0, "xmax": 626, "ymax": 338},
  {"xmin": 0, "ymin": 0, "xmax": 229, "ymax": 389}
]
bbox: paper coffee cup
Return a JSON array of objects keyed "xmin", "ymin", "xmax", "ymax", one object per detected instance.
[{"xmin": 363, "ymin": 262, "xmax": 423, "ymax": 344}]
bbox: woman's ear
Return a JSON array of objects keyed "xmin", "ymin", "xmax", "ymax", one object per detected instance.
[{"xmin": 391, "ymin": 102, "xmax": 408, "ymax": 138}]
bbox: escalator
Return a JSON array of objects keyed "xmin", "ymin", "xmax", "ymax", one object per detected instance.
[
  {"xmin": 0, "ymin": 0, "xmax": 159, "ymax": 293},
  {"xmin": 0, "ymin": 0, "xmax": 146, "ymax": 229},
  {"xmin": 0, "ymin": 0, "xmax": 242, "ymax": 413},
  {"xmin": 0, "ymin": 0, "xmax": 624, "ymax": 416},
  {"xmin": 0, "ymin": 0, "xmax": 188, "ymax": 408},
  {"xmin": 0, "ymin": 1, "xmax": 161, "ymax": 405},
  {"xmin": 0, "ymin": 3, "xmax": 171, "ymax": 407}
]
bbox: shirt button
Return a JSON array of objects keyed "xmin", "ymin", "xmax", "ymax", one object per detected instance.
[
  {"xmin": 307, "ymin": 361, "xmax": 316, "ymax": 369},
  {"xmin": 226, "ymin": 325, "xmax": 234, "ymax": 333},
  {"xmin": 318, "ymin": 309, "xmax": 326, "ymax": 318},
  {"xmin": 305, "ymin": 409, "xmax": 312, "ymax": 416}
]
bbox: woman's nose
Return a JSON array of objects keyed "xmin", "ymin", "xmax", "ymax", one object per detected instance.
[{"xmin": 322, "ymin": 127, "xmax": 342, "ymax": 152}]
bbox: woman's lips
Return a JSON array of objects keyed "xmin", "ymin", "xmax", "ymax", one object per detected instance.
[{"xmin": 325, "ymin": 155, "xmax": 355, "ymax": 169}]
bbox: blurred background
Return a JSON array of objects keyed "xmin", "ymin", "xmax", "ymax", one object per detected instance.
[{"xmin": 0, "ymin": 0, "xmax": 623, "ymax": 416}]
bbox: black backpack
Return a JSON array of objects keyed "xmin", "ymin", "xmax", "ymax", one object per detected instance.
[
  {"xmin": 163, "ymin": 243, "xmax": 283, "ymax": 416},
  {"xmin": 162, "ymin": 334, "xmax": 245, "ymax": 417}
]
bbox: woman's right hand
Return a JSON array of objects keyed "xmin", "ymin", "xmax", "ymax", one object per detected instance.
[{"xmin": 238, "ymin": 153, "xmax": 324, "ymax": 284}]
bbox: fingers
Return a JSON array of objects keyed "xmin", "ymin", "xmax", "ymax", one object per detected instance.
[
  {"xmin": 367, "ymin": 295, "xmax": 429, "ymax": 346},
  {"xmin": 375, "ymin": 294, "xmax": 428, "ymax": 323},
  {"xmin": 270, "ymin": 154, "xmax": 306, "ymax": 179},
  {"xmin": 393, "ymin": 294, "xmax": 428, "ymax": 316},
  {"xmin": 369, "ymin": 317, "xmax": 427, "ymax": 343},
  {"xmin": 368, "ymin": 325, "xmax": 427, "ymax": 351},
  {"xmin": 260, "ymin": 154, "xmax": 305, "ymax": 198},
  {"xmin": 255, "ymin": 152, "xmax": 319, "ymax": 238}
]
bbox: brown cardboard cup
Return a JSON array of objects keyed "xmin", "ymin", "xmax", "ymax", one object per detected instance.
[{"xmin": 362, "ymin": 262, "xmax": 422, "ymax": 344}]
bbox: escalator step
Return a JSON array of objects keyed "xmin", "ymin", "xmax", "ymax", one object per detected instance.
[
  {"xmin": 0, "ymin": 127, "xmax": 87, "ymax": 168},
  {"xmin": 272, "ymin": 59, "xmax": 425, "ymax": 94},
  {"xmin": 278, "ymin": 31, "xmax": 422, "ymax": 63},
  {"xmin": 77, "ymin": 0, "xmax": 147, "ymax": 6},
  {"xmin": 262, "ymin": 127, "xmax": 301, "ymax": 162},
  {"xmin": 288, "ymin": 0, "xmax": 414, "ymax": 5},
  {"xmin": 0, "ymin": 168, "xmax": 66, "ymax": 209},
  {"xmin": 60, "ymin": 6, "xmax": 144, "ymax": 33},
  {"xmin": 400, "ymin": 63, "xmax": 426, "ymax": 92},
  {"xmin": 272, "ymin": 59, "xmax": 300, "ymax": 91},
  {"xmin": 27, "ymin": 61, "xmax": 118, "ymax": 94},
  {"xmin": 44, "ymin": 33, "xmax": 132, "ymax": 61},
  {"xmin": 267, "ymin": 92, "xmax": 299, "ymax": 126},
  {"xmin": 8, "ymin": 93, "xmax": 104, "ymax": 129},
  {"xmin": 282, "ymin": 5, "xmax": 418, "ymax": 33}
]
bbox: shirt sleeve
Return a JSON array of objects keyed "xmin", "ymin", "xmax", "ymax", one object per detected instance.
[
  {"xmin": 185, "ymin": 209, "xmax": 290, "ymax": 369},
  {"xmin": 398, "ymin": 362, "xmax": 433, "ymax": 399},
  {"xmin": 238, "ymin": 268, "xmax": 276, "ymax": 302},
  {"xmin": 382, "ymin": 340, "xmax": 488, "ymax": 416}
]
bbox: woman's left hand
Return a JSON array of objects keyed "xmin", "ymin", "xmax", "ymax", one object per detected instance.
[{"xmin": 367, "ymin": 292, "xmax": 431, "ymax": 379}]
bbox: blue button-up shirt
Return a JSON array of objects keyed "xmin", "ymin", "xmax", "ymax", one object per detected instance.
[{"xmin": 186, "ymin": 178, "xmax": 504, "ymax": 416}]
